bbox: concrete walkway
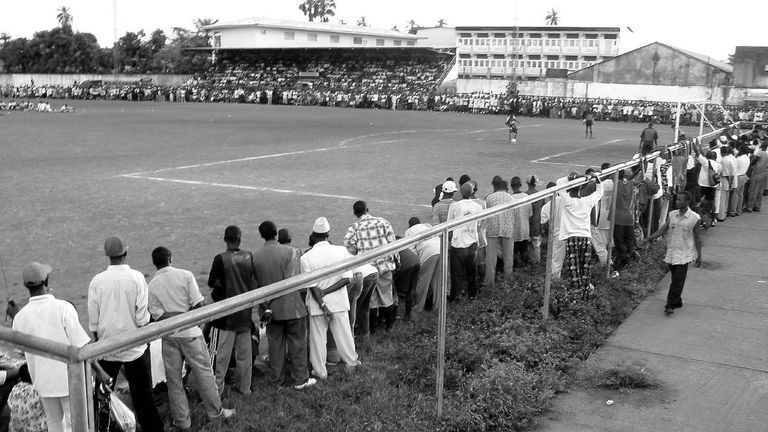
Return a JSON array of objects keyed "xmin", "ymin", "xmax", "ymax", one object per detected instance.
[{"xmin": 537, "ymin": 211, "xmax": 768, "ymax": 432}]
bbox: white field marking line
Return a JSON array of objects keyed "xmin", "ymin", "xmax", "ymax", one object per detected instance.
[
  {"xmin": 531, "ymin": 138, "xmax": 627, "ymax": 166},
  {"xmin": 124, "ymin": 174, "xmax": 432, "ymax": 208}
]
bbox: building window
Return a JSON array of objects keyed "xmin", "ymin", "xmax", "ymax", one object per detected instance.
[
  {"xmin": 548, "ymin": 33, "xmax": 560, "ymax": 38},
  {"xmin": 307, "ymin": 33, "xmax": 318, "ymax": 41},
  {"xmin": 376, "ymin": 38, "xmax": 384, "ymax": 46},
  {"xmin": 585, "ymin": 34, "xmax": 598, "ymax": 39},
  {"xmin": 460, "ymin": 32, "xmax": 472, "ymax": 38},
  {"xmin": 330, "ymin": 35, "xmax": 340, "ymax": 43},
  {"xmin": 565, "ymin": 55, "xmax": 578, "ymax": 61},
  {"xmin": 406, "ymin": 40, "xmax": 415, "ymax": 46},
  {"xmin": 394, "ymin": 40, "xmax": 402, "ymax": 46},
  {"xmin": 566, "ymin": 33, "xmax": 579, "ymax": 39},
  {"xmin": 284, "ymin": 32, "xmax": 295, "ymax": 40},
  {"xmin": 585, "ymin": 56, "xmax": 598, "ymax": 61},
  {"xmin": 604, "ymin": 34, "xmax": 618, "ymax": 39},
  {"xmin": 353, "ymin": 37, "xmax": 364, "ymax": 45},
  {"xmin": 494, "ymin": 33, "xmax": 505, "ymax": 38}
]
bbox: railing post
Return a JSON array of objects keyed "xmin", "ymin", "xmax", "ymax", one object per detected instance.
[
  {"xmin": 606, "ymin": 171, "xmax": 620, "ymax": 279},
  {"xmin": 436, "ymin": 229, "xmax": 450, "ymax": 418},
  {"xmin": 674, "ymin": 101, "xmax": 682, "ymax": 143},
  {"xmin": 646, "ymin": 192, "xmax": 655, "ymax": 237},
  {"xmin": 542, "ymin": 192, "xmax": 557, "ymax": 320},
  {"xmin": 698, "ymin": 102, "xmax": 705, "ymax": 138},
  {"xmin": 68, "ymin": 360, "xmax": 94, "ymax": 432}
]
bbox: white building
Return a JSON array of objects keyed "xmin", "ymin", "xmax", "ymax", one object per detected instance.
[
  {"xmin": 455, "ymin": 26, "xmax": 620, "ymax": 92},
  {"xmin": 203, "ymin": 17, "xmax": 422, "ymax": 50}
]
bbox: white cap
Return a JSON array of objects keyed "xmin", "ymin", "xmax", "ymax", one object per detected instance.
[
  {"xmin": 313, "ymin": 217, "xmax": 330, "ymax": 234},
  {"xmin": 442, "ymin": 181, "xmax": 457, "ymax": 193},
  {"xmin": 719, "ymin": 135, "xmax": 728, "ymax": 143}
]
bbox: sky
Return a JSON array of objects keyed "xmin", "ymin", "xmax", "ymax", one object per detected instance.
[{"xmin": 1, "ymin": 0, "xmax": 766, "ymax": 61}]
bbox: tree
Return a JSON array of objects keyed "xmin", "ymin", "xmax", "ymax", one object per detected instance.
[
  {"xmin": 391, "ymin": 25, "xmax": 399, "ymax": 32},
  {"xmin": 406, "ymin": 19, "xmax": 417, "ymax": 30},
  {"xmin": 545, "ymin": 8, "xmax": 559, "ymax": 26},
  {"xmin": 727, "ymin": 53, "xmax": 735, "ymax": 66},
  {"xmin": 357, "ymin": 16, "xmax": 368, "ymax": 27},
  {"xmin": 298, "ymin": 0, "xmax": 337, "ymax": 23},
  {"xmin": 437, "ymin": 19, "xmax": 447, "ymax": 28},
  {"xmin": 57, "ymin": 6, "xmax": 73, "ymax": 30}
]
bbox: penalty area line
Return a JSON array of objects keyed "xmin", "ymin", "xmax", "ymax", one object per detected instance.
[{"xmin": 120, "ymin": 174, "xmax": 431, "ymax": 209}]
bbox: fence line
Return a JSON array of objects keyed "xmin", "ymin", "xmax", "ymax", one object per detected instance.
[{"xmin": 0, "ymin": 122, "xmax": 737, "ymax": 431}]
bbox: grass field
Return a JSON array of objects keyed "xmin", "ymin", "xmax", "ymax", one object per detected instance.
[{"xmin": 0, "ymin": 100, "xmax": 695, "ymax": 326}]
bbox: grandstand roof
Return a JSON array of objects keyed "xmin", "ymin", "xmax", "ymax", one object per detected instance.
[
  {"xmin": 204, "ymin": 17, "xmax": 421, "ymax": 40},
  {"xmin": 455, "ymin": 26, "xmax": 620, "ymax": 32}
]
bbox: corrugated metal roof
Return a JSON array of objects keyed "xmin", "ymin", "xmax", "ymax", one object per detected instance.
[
  {"xmin": 204, "ymin": 17, "xmax": 420, "ymax": 39},
  {"xmin": 455, "ymin": 26, "xmax": 620, "ymax": 32},
  {"xmin": 663, "ymin": 43, "xmax": 732, "ymax": 73}
]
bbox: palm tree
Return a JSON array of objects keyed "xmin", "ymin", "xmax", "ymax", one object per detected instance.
[
  {"xmin": 56, "ymin": 6, "xmax": 73, "ymax": 30},
  {"xmin": 0, "ymin": 33, "xmax": 10, "ymax": 46},
  {"xmin": 193, "ymin": 18, "xmax": 219, "ymax": 37},
  {"xmin": 545, "ymin": 8, "xmax": 559, "ymax": 26},
  {"xmin": 298, "ymin": 0, "xmax": 337, "ymax": 23},
  {"xmin": 357, "ymin": 16, "xmax": 368, "ymax": 27},
  {"xmin": 406, "ymin": 19, "xmax": 417, "ymax": 31},
  {"xmin": 437, "ymin": 19, "xmax": 447, "ymax": 28}
]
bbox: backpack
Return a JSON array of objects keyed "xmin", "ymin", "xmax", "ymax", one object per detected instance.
[{"xmin": 707, "ymin": 161, "xmax": 721, "ymax": 186}]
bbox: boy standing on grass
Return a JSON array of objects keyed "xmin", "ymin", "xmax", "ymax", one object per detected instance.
[
  {"xmin": 643, "ymin": 192, "xmax": 702, "ymax": 315},
  {"xmin": 147, "ymin": 247, "xmax": 234, "ymax": 431}
]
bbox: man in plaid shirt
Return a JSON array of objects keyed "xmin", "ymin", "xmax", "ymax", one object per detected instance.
[{"xmin": 344, "ymin": 201, "xmax": 400, "ymax": 332}]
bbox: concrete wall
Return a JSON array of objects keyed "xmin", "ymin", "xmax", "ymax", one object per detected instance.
[
  {"xmin": 457, "ymin": 77, "xmax": 725, "ymax": 102},
  {"xmin": 0, "ymin": 74, "xmax": 192, "ymax": 87},
  {"xmin": 568, "ymin": 43, "xmax": 728, "ymax": 87},
  {"xmin": 733, "ymin": 47, "xmax": 768, "ymax": 89}
]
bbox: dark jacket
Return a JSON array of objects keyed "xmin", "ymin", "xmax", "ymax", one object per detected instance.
[
  {"xmin": 252, "ymin": 240, "xmax": 307, "ymax": 321},
  {"xmin": 208, "ymin": 249, "xmax": 257, "ymax": 331}
]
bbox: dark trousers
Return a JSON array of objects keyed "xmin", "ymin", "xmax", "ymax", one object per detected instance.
[
  {"xmin": 613, "ymin": 224, "xmax": 634, "ymax": 270},
  {"xmin": 449, "ymin": 244, "xmax": 477, "ymax": 300},
  {"xmin": 355, "ymin": 274, "xmax": 377, "ymax": 336},
  {"xmin": 667, "ymin": 263, "xmax": 689, "ymax": 309},
  {"xmin": 266, "ymin": 316, "xmax": 309, "ymax": 386},
  {"xmin": 100, "ymin": 348, "xmax": 164, "ymax": 432},
  {"xmin": 395, "ymin": 265, "xmax": 420, "ymax": 318}
]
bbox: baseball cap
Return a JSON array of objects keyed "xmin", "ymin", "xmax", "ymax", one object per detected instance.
[
  {"xmin": 313, "ymin": 217, "xmax": 330, "ymax": 234},
  {"xmin": 526, "ymin": 174, "xmax": 540, "ymax": 185},
  {"xmin": 459, "ymin": 182, "xmax": 473, "ymax": 197},
  {"xmin": 104, "ymin": 236, "xmax": 128, "ymax": 257},
  {"xmin": 442, "ymin": 181, "xmax": 457, "ymax": 193},
  {"xmin": 22, "ymin": 262, "xmax": 52, "ymax": 288}
]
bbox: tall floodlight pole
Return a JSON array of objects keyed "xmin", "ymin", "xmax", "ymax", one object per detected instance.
[{"xmin": 113, "ymin": 0, "xmax": 119, "ymax": 74}]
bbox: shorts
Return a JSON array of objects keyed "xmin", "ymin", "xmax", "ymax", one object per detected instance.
[
  {"xmin": 585, "ymin": 120, "xmax": 593, "ymax": 126},
  {"xmin": 508, "ymin": 125, "xmax": 518, "ymax": 133}
]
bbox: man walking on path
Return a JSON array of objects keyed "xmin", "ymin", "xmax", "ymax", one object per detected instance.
[
  {"xmin": 147, "ymin": 247, "xmax": 235, "ymax": 430},
  {"xmin": 88, "ymin": 236, "xmax": 164, "ymax": 432},
  {"xmin": 208, "ymin": 226, "xmax": 257, "ymax": 396},
  {"xmin": 644, "ymin": 191, "xmax": 702, "ymax": 314},
  {"xmin": 251, "ymin": 221, "xmax": 315, "ymax": 390}
]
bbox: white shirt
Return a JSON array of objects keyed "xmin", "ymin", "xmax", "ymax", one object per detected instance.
[
  {"xmin": 559, "ymin": 184, "xmax": 604, "ymax": 240},
  {"xmin": 447, "ymin": 199, "xmax": 484, "ymax": 248},
  {"xmin": 697, "ymin": 155, "xmax": 722, "ymax": 187},
  {"xmin": 734, "ymin": 154, "xmax": 751, "ymax": 176},
  {"xmin": 13, "ymin": 294, "xmax": 91, "ymax": 397},
  {"xmin": 596, "ymin": 179, "xmax": 614, "ymax": 230},
  {"xmin": 148, "ymin": 266, "xmax": 205, "ymax": 338},
  {"xmin": 404, "ymin": 223, "xmax": 441, "ymax": 264},
  {"xmin": 88, "ymin": 264, "xmax": 150, "ymax": 362},
  {"xmin": 300, "ymin": 241, "xmax": 352, "ymax": 316}
]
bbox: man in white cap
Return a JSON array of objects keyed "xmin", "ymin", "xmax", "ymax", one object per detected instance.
[
  {"xmin": 13, "ymin": 262, "xmax": 92, "ymax": 432},
  {"xmin": 88, "ymin": 236, "xmax": 164, "ymax": 432},
  {"xmin": 302, "ymin": 217, "xmax": 361, "ymax": 380},
  {"xmin": 432, "ymin": 181, "xmax": 457, "ymax": 225}
]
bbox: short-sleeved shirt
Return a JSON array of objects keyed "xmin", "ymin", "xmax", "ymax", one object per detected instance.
[
  {"xmin": 404, "ymin": 223, "xmax": 441, "ymax": 263},
  {"xmin": 447, "ymin": 199, "xmax": 483, "ymax": 248},
  {"xmin": 148, "ymin": 266, "xmax": 205, "ymax": 338},
  {"xmin": 8, "ymin": 382, "xmax": 46, "ymax": 432},
  {"xmin": 343, "ymin": 214, "xmax": 399, "ymax": 274},
  {"xmin": 664, "ymin": 209, "xmax": 700, "ymax": 265},
  {"xmin": 13, "ymin": 295, "xmax": 91, "ymax": 397},
  {"xmin": 88, "ymin": 265, "xmax": 150, "ymax": 362},
  {"xmin": 300, "ymin": 241, "xmax": 352, "ymax": 316},
  {"xmin": 485, "ymin": 191, "xmax": 515, "ymax": 238},
  {"xmin": 641, "ymin": 127, "xmax": 658, "ymax": 143}
]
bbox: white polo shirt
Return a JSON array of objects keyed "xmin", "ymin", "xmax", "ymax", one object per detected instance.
[
  {"xmin": 300, "ymin": 241, "xmax": 352, "ymax": 316},
  {"xmin": 13, "ymin": 295, "xmax": 91, "ymax": 397}
]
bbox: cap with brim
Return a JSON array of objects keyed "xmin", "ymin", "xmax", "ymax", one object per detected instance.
[
  {"xmin": 313, "ymin": 217, "xmax": 330, "ymax": 234},
  {"xmin": 442, "ymin": 181, "xmax": 457, "ymax": 193},
  {"xmin": 104, "ymin": 236, "xmax": 128, "ymax": 257},
  {"xmin": 23, "ymin": 262, "xmax": 51, "ymax": 288}
]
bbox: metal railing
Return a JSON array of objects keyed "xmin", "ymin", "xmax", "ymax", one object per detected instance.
[{"xmin": 0, "ymin": 122, "xmax": 735, "ymax": 431}]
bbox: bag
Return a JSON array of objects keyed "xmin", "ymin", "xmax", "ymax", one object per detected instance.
[
  {"xmin": 95, "ymin": 383, "xmax": 136, "ymax": 432},
  {"xmin": 708, "ymin": 161, "xmax": 721, "ymax": 185},
  {"xmin": 110, "ymin": 392, "xmax": 137, "ymax": 432}
]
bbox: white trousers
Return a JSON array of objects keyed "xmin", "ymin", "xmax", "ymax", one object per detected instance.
[
  {"xmin": 551, "ymin": 236, "xmax": 566, "ymax": 279},
  {"xmin": 590, "ymin": 227, "xmax": 610, "ymax": 266},
  {"xmin": 40, "ymin": 396, "xmax": 71, "ymax": 432},
  {"xmin": 309, "ymin": 312, "xmax": 358, "ymax": 379}
]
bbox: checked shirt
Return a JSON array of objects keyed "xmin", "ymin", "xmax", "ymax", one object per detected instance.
[{"xmin": 344, "ymin": 214, "xmax": 399, "ymax": 274}]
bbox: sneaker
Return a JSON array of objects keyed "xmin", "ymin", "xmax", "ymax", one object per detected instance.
[
  {"xmin": 213, "ymin": 408, "xmax": 235, "ymax": 420},
  {"xmin": 610, "ymin": 271, "xmax": 620, "ymax": 278},
  {"xmin": 664, "ymin": 306, "xmax": 674, "ymax": 315},
  {"xmin": 311, "ymin": 370, "xmax": 327, "ymax": 380},
  {"xmin": 293, "ymin": 378, "xmax": 317, "ymax": 390}
]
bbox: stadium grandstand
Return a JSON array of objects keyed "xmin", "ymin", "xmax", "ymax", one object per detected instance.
[{"xmin": 189, "ymin": 17, "xmax": 456, "ymax": 107}]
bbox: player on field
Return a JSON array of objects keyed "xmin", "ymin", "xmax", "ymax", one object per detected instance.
[
  {"xmin": 583, "ymin": 109, "xmax": 595, "ymax": 139},
  {"xmin": 505, "ymin": 113, "xmax": 519, "ymax": 143}
]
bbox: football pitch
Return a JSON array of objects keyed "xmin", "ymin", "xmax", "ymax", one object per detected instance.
[{"xmin": 0, "ymin": 101, "xmax": 697, "ymax": 325}]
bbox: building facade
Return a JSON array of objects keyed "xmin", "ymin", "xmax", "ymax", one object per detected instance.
[
  {"xmin": 455, "ymin": 26, "xmax": 620, "ymax": 83},
  {"xmin": 733, "ymin": 46, "xmax": 768, "ymax": 89},
  {"xmin": 203, "ymin": 17, "xmax": 422, "ymax": 50}
]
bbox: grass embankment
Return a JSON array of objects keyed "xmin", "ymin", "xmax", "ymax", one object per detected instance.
[{"xmin": 187, "ymin": 244, "xmax": 666, "ymax": 432}]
